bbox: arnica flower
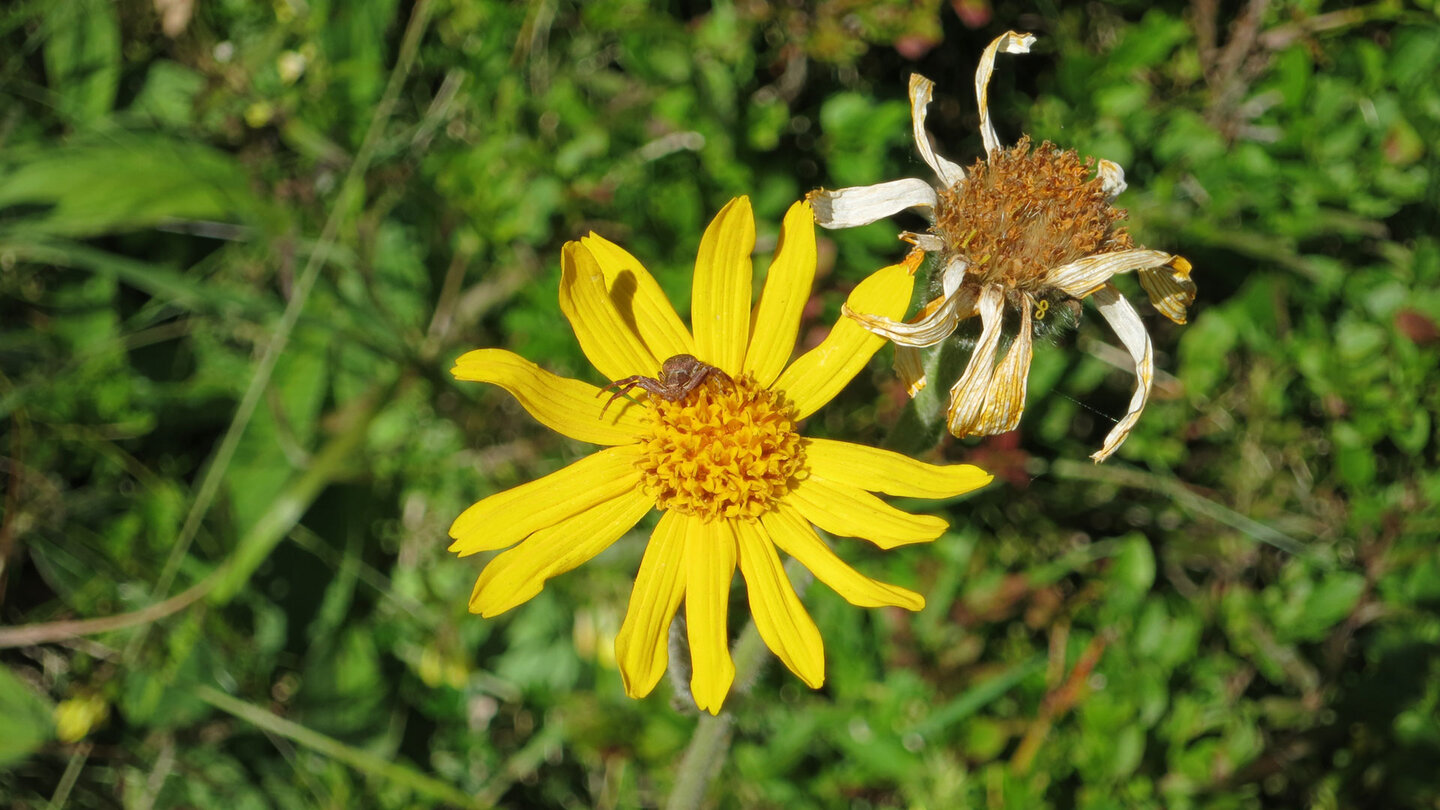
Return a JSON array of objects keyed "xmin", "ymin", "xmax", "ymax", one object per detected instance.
[
  {"xmin": 810, "ymin": 32, "xmax": 1195, "ymax": 462},
  {"xmin": 450, "ymin": 197, "xmax": 992, "ymax": 714}
]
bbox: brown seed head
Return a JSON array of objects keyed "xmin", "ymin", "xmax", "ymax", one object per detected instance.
[{"xmin": 934, "ymin": 137, "xmax": 1134, "ymax": 296}]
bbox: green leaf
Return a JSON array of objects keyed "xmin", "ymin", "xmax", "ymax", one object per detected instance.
[
  {"xmin": 1106, "ymin": 10, "xmax": 1190, "ymax": 73},
  {"xmin": 0, "ymin": 137, "xmax": 266, "ymax": 238},
  {"xmin": 1389, "ymin": 27, "xmax": 1440, "ymax": 89},
  {"xmin": 1177, "ymin": 308, "xmax": 1239, "ymax": 398},
  {"xmin": 1332, "ymin": 421, "xmax": 1377, "ymax": 488},
  {"xmin": 0, "ymin": 666, "xmax": 55, "ymax": 766},
  {"xmin": 0, "ymin": 239, "xmax": 274, "ymax": 325},
  {"xmin": 1278, "ymin": 570, "xmax": 1368, "ymax": 643},
  {"xmin": 909, "ymin": 654, "xmax": 1046, "ymax": 738},
  {"xmin": 1104, "ymin": 533, "xmax": 1156, "ymax": 617},
  {"xmin": 747, "ymin": 94, "xmax": 791, "ymax": 152},
  {"xmin": 300, "ymin": 627, "xmax": 387, "ymax": 737},
  {"xmin": 819, "ymin": 92, "xmax": 912, "ymax": 187},
  {"xmin": 43, "ymin": 0, "xmax": 120, "ymax": 125},
  {"xmin": 128, "ymin": 60, "xmax": 206, "ymax": 129},
  {"xmin": 225, "ymin": 324, "xmax": 331, "ymax": 537},
  {"xmin": 119, "ymin": 613, "xmax": 214, "ymax": 728}
]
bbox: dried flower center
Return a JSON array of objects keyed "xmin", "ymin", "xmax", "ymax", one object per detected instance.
[
  {"xmin": 934, "ymin": 137, "xmax": 1134, "ymax": 294},
  {"xmin": 636, "ymin": 375, "xmax": 805, "ymax": 522}
]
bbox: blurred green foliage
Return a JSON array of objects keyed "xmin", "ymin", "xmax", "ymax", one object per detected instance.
[{"xmin": 3, "ymin": 0, "xmax": 1440, "ymax": 808}]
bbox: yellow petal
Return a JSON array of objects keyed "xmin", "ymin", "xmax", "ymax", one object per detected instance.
[
  {"xmin": 774, "ymin": 261, "xmax": 916, "ymax": 419},
  {"xmin": 448, "ymin": 445, "xmax": 643, "ymax": 556},
  {"xmin": 742, "ymin": 200, "xmax": 817, "ymax": 388},
  {"xmin": 560, "ymin": 241, "xmax": 659, "ymax": 381},
  {"xmin": 451, "ymin": 349, "xmax": 648, "ymax": 445},
  {"xmin": 787, "ymin": 474, "xmax": 948, "ymax": 549},
  {"xmin": 1137, "ymin": 256, "xmax": 1196, "ymax": 324},
  {"xmin": 735, "ymin": 519, "xmax": 824, "ymax": 688},
  {"xmin": 685, "ymin": 517, "xmax": 737, "ymax": 714},
  {"xmin": 762, "ymin": 503, "xmax": 925, "ymax": 610},
  {"xmin": 579, "ymin": 233, "xmax": 696, "ymax": 359},
  {"xmin": 468, "ymin": 487, "xmax": 652, "ymax": 617},
  {"xmin": 692, "ymin": 197, "xmax": 755, "ymax": 376},
  {"xmin": 804, "ymin": 438, "xmax": 993, "ymax": 499},
  {"xmin": 615, "ymin": 510, "xmax": 688, "ymax": 699}
]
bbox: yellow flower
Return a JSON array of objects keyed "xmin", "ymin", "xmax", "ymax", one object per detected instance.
[
  {"xmin": 810, "ymin": 32, "xmax": 1195, "ymax": 462},
  {"xmin": 450, "ymin": 197, "xmax": 992, "ymax": 713}
]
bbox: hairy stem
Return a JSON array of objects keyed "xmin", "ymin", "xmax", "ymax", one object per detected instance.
[{"xmin": 665, "ymin": 558, "xmax": 808, "ymax": 809}]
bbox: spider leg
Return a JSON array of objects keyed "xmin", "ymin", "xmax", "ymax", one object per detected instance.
[
  {"xmin": 693, "ymin": 367, "xmax": 734, "ymax": 396},
  {"xmin": 675, "ymin": 374, "xmax": 707, "ymax": 399},
  {"xmin": 597, "ymin": 377, "xmax": 644, "ymax": 416},
  {"xmin": 598, "ymin": 376, "xmax": 640, "ymax": 395}
]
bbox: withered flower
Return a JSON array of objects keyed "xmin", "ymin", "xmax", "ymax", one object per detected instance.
[{"xmin": 810, "ymin": 32, "xmax": 1194, "ymax": 462}]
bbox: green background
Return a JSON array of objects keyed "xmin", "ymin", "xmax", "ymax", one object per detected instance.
[{"xmin": 3, "ymin": 0, "xmax": 1439, "ymax": 807}]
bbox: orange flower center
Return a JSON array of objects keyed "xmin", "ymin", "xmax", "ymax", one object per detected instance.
[{"xmin": 636, "ymin": 374, "xmax": 805, "ymax": 522}]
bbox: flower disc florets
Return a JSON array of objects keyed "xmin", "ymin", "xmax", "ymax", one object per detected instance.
[
  {"xmin": 636, "ymin": 375, "xmax": 805, "ymax": 522},
  {"xmin": 935, "ymin": 136, "xmax": 1134, "ymax": 301}
]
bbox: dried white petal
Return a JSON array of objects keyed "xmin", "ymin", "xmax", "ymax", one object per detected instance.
[
  {"xmin": 940, "ymin": 257, "xmax": 967, "ymax": 298},
  {"xmin": 894, "ymin": 345, "xmax": 927, "ymax": 397},
  {"xmin": 1137, "ymin": 257, "xmax": 1196, "ymax": 324},
  {"xmin": 1097, "ymin": 159, "xmax": 1127, "ymax": 199},
  {"xmin": 975, "ymin": 31, "xmax": 1036, "ymax": 156},
  {"xmin": 901, "ymin": 231, "xmax": 945, "ymax": 252},
  {"xmin": 908, "ymin": 74, "xmax": 966, "ymax": 188},
  {"xmin": 1045, "ymin": 249, "xmax": 1178, "ymax": 300},
  {"xmin": 975, "ymin": 295, "xmax": 1034, "ymax": 434},
  {"xmin": 809, "ymin": 179, "xmax": 938, "ymax": 229},
  {"xmin": 844, "ymin": 286, "xmax": 976, "ymax": 347},
  {"xmin": 1089, "ymin": 284, "xmax": 1154, "ymax": 463},
  {"xmin": 946, "ymin": 284, "xmax": 1006, "ymax": 436}
]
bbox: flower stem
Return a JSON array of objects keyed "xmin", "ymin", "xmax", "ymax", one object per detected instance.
[
  {"xmin": 663, "ymin": 695, "xmax": 733, "ymax": 809},
  {"xmin": 885, "ymin": 342, "xmax": 956, "ymax": 456},
  {"xmin": 665, "ymin": 559, "xmax": 806, "ymax": 809},
  {"xmin": 665, "ymin": 619, "xmax": 763, "ymax": 810}
]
